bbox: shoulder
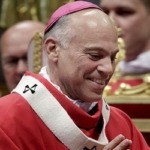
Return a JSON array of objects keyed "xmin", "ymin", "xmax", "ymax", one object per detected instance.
[
  {"xmin": 0, "ymin": 92, "xmax": 27, "ymax": 110},
  {"xmin": 106, "ymin": 105, "xmax": 135, "ymax": 138},
  {"xmin": 106, "ymin": 106, "xmax": 149, "ymax": 149},
  {"xmin": 109, "ymin": 105, "xmax": 132, "ymax": 124},
  {"xmin": 0, "ymin": 93, "xmax": 32, "ymax": 127}
]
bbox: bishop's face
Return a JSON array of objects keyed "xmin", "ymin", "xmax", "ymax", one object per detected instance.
[{"xmin": 46, "ymin": 9, "xmax": 118, "ymax": 102}]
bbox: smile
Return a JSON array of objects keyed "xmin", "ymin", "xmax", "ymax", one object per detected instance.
[{"xmin": 89, "ymin": 78, "xmax": 105, "ymax": 85}]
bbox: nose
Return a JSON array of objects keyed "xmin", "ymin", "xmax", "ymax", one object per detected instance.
[
  {"xmin": 108, "ymin": 11, "xmax": 120, "ymax": 28},
  {"xmin": 16, "ymin": 59, "xmax": 28, "ymax": 75},
  {"xmin": 97, "ymin": 58, "xmax": 114, "ymax": 79},
  {"xmin": 108, "ymin": 11, "xmax": 115, "ymax": 20}
]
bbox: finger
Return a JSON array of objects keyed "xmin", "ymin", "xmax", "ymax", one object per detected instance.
[
  {"xmin": 113, "ymin": 139, "xmax": 132, "ymax": 150},
  {"xmin": 103, "ymin": 134, "xmax": 126, "ymax": 149}
]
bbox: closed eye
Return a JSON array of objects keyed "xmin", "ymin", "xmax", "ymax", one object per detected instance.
[
  {"xmin": 116, "ymin": 7, "xmax": 135, "ymax": 17},
  {"xmin": 102, "ymin": 7, "xmax": 135, "ymax": 17},
  {"xmin": 3, "ymin": 55, "xmax": 27, "ymax": 66},
  {"xmin": 87, "ymin": 53, "xmax": 104, "ymax": 61}
]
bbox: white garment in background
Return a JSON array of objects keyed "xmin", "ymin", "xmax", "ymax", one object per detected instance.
[{"xmin": 119, "ymin": 51, "xmax": 150, "ymax": 74}]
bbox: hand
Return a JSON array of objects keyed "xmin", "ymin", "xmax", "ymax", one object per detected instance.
[{"xmin": 103, "ymin": 134, "xmax": 132, "ymax": 150}]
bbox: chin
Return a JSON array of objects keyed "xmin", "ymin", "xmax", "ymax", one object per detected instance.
[{"xmin": 86, "ymin": 94, "xmax": 102, "ymax": 102}]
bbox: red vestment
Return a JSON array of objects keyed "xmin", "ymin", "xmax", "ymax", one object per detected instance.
[
  {"xmin": 0, "ymin": 72, "xmax": 149, "ymax": 150},
  {"xmin": 107, "ymin": 73, "xmax": 150, "ymax": 145}
]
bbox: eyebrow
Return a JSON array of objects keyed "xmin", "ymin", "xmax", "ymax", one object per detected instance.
[
  {"xmin": 3, "ymin": 55, "xmax": 27, "ymax": 60},
  {"xmin": 84, "ymin": 46, "xmax": 107, "ymax": 52},
  {"xmin": 84, "ymin": 46, "xmax": 119, "ymax": 55}
]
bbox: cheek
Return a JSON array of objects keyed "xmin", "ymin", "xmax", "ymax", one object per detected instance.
[
  {"xmin": 125, "ymin": 19, "xmax": 148, "ymax": 41},
  {"xmin": 77, "ymin": 60, "xmax": 94, "ymax": 72},
  {"xmin": 118, "ymin": 14, "xmax": 141, "ymax": 33},
  {"xmin": 3, "ymin": 66, "xmax": 15, "ymax": 80},
  {"xmin": 4, "ymin": 73, "xmax": 13, "ymax": 84},
  {"xmin": 119, "ymin": 18, "xmax": 141, "ymax": 47},
  {"xmin": 3, "ymin": 66, "xmax": 11, "ymax": 74},
  {"xmin": 121, "ymin": 21, "xmax": 135, "ymax": 34}
]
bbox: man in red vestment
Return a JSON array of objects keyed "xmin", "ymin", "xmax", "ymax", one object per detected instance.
[{"xmin": 0, "ymin": 1, "xmax": 149, "ymax": 149}]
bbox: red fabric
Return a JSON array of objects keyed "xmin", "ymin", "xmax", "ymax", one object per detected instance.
[
  {"xmin": 106, "ymin": 107, "xmax": 150, "ymax": 149},
  {"xmin": 108, "ymin": 76, "xmax": 150, "ymax": 145},
  {"xmin": 110, "ymin": 104, "xmax": 150, "ymax": 118},
  {"xmin": 109, "ymin": 78, "xmax": 143, "ymax": 94},
  {"xmin": 0, "ymin": 72, "xmax": 149, "ymax": 149}
]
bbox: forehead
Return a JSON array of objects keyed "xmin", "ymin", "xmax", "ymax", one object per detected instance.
[
  {"xmin": 69, "ymin": 12, "xmax": 118, "ymax": 53},
  {"xmin": 101, "ymin": 0, "xmax": 144, "ymax": 9},
  {"xmin": 1, "ymin": 32, "xmax": 31, "ymax": 56},
  {"xmin": 70, "ymin": 10, "xmax": 117, "ymax": 40},
  {"xmin": 70, "ymin": 9, "xmax": 116, "ymax": 31}
]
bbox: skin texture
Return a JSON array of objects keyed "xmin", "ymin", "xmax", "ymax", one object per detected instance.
[
  {"xmin": 0, "ymin": 21, "xmax": 46, "ymax": 91},
  {"xmin": 44, "ymin": 8, "xmax": 131, "ymax": 149},
  {"xmin": 103, "ymin": 135, "xmax": 132, "ymax": 150},
  {"xmin": 100, "ymin": 0, "xmax": 150, "ymax": 61},
  {"xmin": 45, "ymin": 9, "xmax": 118, "ymax": 103}
]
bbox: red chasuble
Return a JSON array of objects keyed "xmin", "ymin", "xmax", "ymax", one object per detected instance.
[
  {"xmin": 0, "ymin": 72, "xmax": 149, "ymax": 150},
  {"xmin": 106, "ymin": 73, "xmax": 150, "ymax": 145}
]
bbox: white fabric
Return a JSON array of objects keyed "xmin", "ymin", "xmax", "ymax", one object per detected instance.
[
  {"xmin": 119, "ymin": 51, "xmax": 150, "ymax": 74},
  {"xmin": 12, "ymin": 75, "xmax": 110, "ymax": 150}
]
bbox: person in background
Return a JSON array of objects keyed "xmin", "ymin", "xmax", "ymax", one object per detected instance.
[
  {"xmin": 100, "ymin": 0, "xmax": 150, "ymax": 145},
  {"xmin": 0, "ymin": 21, "xmax": 46, "ymax": 93},
  {"xmin": 100, "ymin": 0, "xmax": 150, "ymax": 93},
  {"xmin": 0, "ymin": 1, "xmax": 149, "ymax": 149}
]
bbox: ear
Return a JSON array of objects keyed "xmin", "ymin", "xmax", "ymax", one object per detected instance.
[{"xmin": 44, "ymin": 37, "xmax": 59, "ymax": 62}]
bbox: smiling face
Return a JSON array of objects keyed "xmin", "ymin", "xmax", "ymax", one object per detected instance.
[
  {"xmin": 100, "ymin": 0, "xmax": 150, "ymax": 61},
  {"xmin": 45, "ymin": 9, "xmax": 118, "ymax": 102}
]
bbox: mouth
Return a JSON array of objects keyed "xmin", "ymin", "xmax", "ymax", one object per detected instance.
[{"xmin": 87, "ymin": 77, "xmax": 106, "ymax": 86}]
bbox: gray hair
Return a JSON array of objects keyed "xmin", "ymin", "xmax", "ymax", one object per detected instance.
[{"xmin": 44, "ymin": 15, "xmax": 75, "ymax": 49}]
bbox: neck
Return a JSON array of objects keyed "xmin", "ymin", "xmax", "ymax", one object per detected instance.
[{"xmin": 39, "ymin": 66, "xmax": 97, "ymax": 112}]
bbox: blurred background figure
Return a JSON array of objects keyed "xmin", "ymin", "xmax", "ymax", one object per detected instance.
[
  {"xmin": 0, "ymin": 21, "xmax": 46, "ymax": 94},
  {"xmin": 100, "ymin": 0, "xmax": 150, "ymax": 77},
  {"xmin": 0, "ymin": 0, "xmax": 68, "ymax": 96},
  {"xmin": 100, "ymin": 0, "xmax": 150, "ymax": 94},
  {"xmin": 100, "ymin": 0, "xmax": 150, "ymax": 145}
]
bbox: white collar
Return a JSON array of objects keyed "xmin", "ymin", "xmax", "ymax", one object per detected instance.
[{"xmin": 13, "ymin": 75, "xmax": 110, "ymax": 148}]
